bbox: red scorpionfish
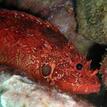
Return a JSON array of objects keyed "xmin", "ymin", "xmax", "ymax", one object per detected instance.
[{"xmin": 0, "ymin": 9, "xmax": 100, "ymax": 94}]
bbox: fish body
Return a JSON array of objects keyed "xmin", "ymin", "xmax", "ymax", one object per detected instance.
[{"xmin": 0, "ymin": 9, "xmax": 100, "ymax": 94}]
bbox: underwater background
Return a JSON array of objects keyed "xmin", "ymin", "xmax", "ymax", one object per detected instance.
[{"xmin": 0, "ymin": 0, "xmax": 107, "ymax": 107}]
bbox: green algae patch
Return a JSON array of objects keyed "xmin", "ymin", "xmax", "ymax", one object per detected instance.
[{"xmin": 76, "ymin": 0, "xmax": 107, "ymax": 44}]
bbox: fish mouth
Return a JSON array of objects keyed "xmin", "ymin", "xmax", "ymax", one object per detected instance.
[
  {"xmin": 57, "ymin": 81, "xmax": 101, "ymax": 94},
  {"xmin": 72, "ymin": 84, "xmax": 101, "ymax": 94}
]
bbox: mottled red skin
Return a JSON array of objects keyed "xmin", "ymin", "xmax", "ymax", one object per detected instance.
[{"xmin": 0, "ymin": 9, "xmax": 100, "ymax": 94}]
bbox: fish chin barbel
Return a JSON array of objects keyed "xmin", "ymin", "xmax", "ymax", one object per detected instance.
[{"xmin": 0, "ymin": 9, "xmax": 100, "ymax": 94}]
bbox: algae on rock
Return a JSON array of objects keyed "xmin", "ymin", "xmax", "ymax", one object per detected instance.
[{"xmin": 76, "ymin": 0, "xmax": 107, "ymax": 44}]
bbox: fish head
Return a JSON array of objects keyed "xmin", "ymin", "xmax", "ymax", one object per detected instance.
[
  {"xmin": 55, "ymin": 50, "xmax": 101, "ymax": 94},
  {"xmin": 40, "ymin": 44, "xmax": 101, "ymax": 94}
]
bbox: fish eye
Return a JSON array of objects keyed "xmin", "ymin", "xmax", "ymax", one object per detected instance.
[
  {"xmin": 41, "ymin": 64, "xmax": 52, "ymax": 76},
  {"xmin": 76, "ymin": 63, "xmax": 83, "ymax": 70}
]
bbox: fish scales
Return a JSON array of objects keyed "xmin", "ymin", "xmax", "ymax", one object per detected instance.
[{"xmin": 0, "ymin": 9, "xmax": 100, "ymax": 94}]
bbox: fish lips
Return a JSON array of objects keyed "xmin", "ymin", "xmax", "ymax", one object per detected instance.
[
  {"xmin": 56, "ymin": 80, "xmax": 101, "ymax": 94},
  {"xmin": 71, "ymin": 84, "xmax": 101, "ymax": 94}
]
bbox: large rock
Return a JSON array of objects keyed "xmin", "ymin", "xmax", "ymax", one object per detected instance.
[{"xmin": 0, "ymin": 72, "xmax": 94, "ymax": 107}]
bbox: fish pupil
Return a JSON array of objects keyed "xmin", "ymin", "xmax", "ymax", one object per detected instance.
[
  {"xmin": 76, "ymin": 63, "xmax": 83, "ymax": 70},
  {"xmin": 41, "ymin": 64, "xmax": 51, "ymax": 76}
]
